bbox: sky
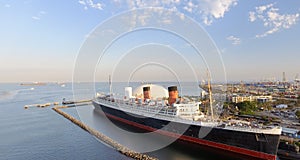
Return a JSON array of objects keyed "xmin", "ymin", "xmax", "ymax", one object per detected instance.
[{"xmin": 1, "ymin": 0, "xmax": 300, "ymax": 83}]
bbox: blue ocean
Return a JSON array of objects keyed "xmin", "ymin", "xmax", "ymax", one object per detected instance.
[{"xmin": 0, "ymin": 82, "xmax": 234, "ymax": 160}]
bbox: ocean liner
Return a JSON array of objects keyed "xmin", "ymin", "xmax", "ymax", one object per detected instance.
[{"xmin": 93, "ymin": 84, "xmax": 281, "ymax": 160}]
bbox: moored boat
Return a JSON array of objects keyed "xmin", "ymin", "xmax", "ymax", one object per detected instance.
[{"xmin": 93, "ymin": 84, "xmax": 282, "ymax": 160}]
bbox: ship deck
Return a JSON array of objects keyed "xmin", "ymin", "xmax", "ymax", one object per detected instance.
[{"xmin": 94, "ymin": 98, "xmax": 281, "ymax": 135}]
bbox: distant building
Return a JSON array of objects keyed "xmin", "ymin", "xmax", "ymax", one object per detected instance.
[
  {"xmin": 231, "ymin": 94, "xmax": 253, "ymax": 103},
  {"xmin": 276, "ymin": 104, "xmax": 288, "ymax": 109},
  {"xmin": 253, "ymin": 95, "xmax": 272, "ymax": 103},
  {"xmin": 230, "ymin": 95, "xmax": 272, "ymax": 103}
]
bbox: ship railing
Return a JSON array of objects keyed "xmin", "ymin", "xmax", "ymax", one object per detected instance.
[
  {"xmin": 224, "ymin": 125, "xmax": 279, "ymax": 133},
  {"xmin": 99, "ymin": 99, "xmax": 177, "ymax": 117},
  {"xmin": 98, "ymin": 99, "xmax": 225, "ymax": 125},
  {"xmin": 98, "ymin": 99, "xmax": 226, "ymax": 126},
  {"xmin": 229, "ymin": 126, "xmax": 265, "ymax": 133},
  {"xmin": 117, "ymin": 101, "xmax": 198, "ymax": 123}
]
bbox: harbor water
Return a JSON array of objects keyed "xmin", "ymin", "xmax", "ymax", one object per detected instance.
[{"xmin": 0, "ymin": 82, "xmax": 235, "ymax": 160}]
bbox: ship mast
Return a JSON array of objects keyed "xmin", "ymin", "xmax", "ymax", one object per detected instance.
[
  {"xmin": 109, "ymin": 75, "xmax": 112, "ymax": 97},
  {"xmin": 207, "ymin": 70, "xmax": 214, "ymax": 119}
]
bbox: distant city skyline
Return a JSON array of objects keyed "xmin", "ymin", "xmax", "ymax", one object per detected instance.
[{"xmin": 1, "ymin": 1, "xmax": 300, "ymax": 83}]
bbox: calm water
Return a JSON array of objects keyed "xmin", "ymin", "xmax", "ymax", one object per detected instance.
[{"xmin": 0, "ymin": 83, "xmax": 235, "ymax": 160}]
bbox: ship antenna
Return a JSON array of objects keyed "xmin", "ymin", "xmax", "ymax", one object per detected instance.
[{"xmin": 207, "ymin": 69, "xmax": 214, "ymax": 120}]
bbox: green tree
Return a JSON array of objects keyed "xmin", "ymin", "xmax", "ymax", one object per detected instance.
[
  {"xmin": 296, "ymin": 110, "xmax": 300, "ymax": 118},
  {"xmin": 236, "ymin": 101, "xmax": 257, "ymax": 115},
  {"xmin": 257, "ymin": 101, "xmax": 272, "ymax": 111},
  {"xmin": 223, "ymin": 102, "xmax": 230, "ymax": 109}
]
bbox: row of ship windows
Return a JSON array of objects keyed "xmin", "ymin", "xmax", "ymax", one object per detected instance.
[{"xmin": 179, "ymin": 109, "xmax": 191, "ymax": 112}]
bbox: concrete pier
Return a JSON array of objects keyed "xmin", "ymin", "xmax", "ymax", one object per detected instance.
[
  {"xmin": 24, "ymin": 102, "xmax": 59, "ymax": 109},
  {"xmin": 53, "ymin": 106, "xmax": 158, "ymax": 160}
]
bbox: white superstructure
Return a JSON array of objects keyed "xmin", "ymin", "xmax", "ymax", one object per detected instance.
[{"xmin": 95, "ymin": 93, "xmax": 282, "ymax": 135}]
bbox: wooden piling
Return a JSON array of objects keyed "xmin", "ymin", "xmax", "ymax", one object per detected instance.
[{"xmin": 53, "ymin": 106, "xmax": 158, "ymax": 160}]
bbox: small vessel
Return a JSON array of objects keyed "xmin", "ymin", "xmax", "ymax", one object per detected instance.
[
  {"xmin": 62, "ymin": 98, "xmax": 75, "ymax": 105},
  {"xmin": 62, "ymin": 98, "xmax": 91, "ymax": 105},
  {"xmin": 93, "ymin": 82, "xmax": 281, "ymax": 160},
  {"xmin": 20, "ymin": 82, "xmax": 46, "ymax": 86}
]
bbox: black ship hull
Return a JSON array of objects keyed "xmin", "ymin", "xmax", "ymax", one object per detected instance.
[{"xmin": 93, "ymin": 101, "xmax": 280, "ymax": 160}]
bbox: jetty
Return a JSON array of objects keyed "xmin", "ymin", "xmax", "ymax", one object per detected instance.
[
  {"xmin": 53, "ymin": 106, "xmax": 158, "ymax": 160},
  {"xmin": 24, "ymin": 100, "xmax": 158, "ymax": 159},
  {"xmin": 24, "ymin": 99, "xmax": 91, "ymax": 109},
  {"xmin": 24, "ymin": 102, "xmax": 59, "ymax": 109}
]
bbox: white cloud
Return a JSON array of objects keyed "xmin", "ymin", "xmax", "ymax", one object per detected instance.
[
  {"xmin": 78, "ymin": 0, "xmax": 103, "ymax": 10},
  {"xmin": 226, "ymin": 35, "xmax": 241, "ymax": 45},
  {"xmin": 249, "ymin": 12, "xmax": 256, "ymax": 22},
  {"xmin": 199, "ymin": 0, "xmax": 238, "ymax": 25},
  {"xmin": 249, "ymin": 3, "xmax": 300, "ymax": 38},
  {"xmin": 79, "ymin": 0, "xmax": 238, "ymax": 26},
  {"xmin": 174, "ymin": 0, "xmax": 238, "ymax": 25},
  {"xmin": 256, "ymin": 3, "xmax": 274, "ymax": 14},
  {"xmin": 32, "ymin": 16, "xmax": 40, "ymax": 20},
  {"xmin": 78, "ymin": 0, "xmax": 86, "ymax": 5},
  {"xmin": 5, "ymin": 4, "xmax": 11, "ymax": 8},
  {"xmin": 138, "ymin": 14, "xmax": 150, "ymax": 26},
  {"xmin": 203, "ymin": 17, "xmax": 212, "ymax": 25},
  {"xmin": 179, "ymin": 13, "xmax": 185, "ymax": 20},
  {"xmin": 183, "ymin": 6, "xmax": 193, "ymax": 13},
  {"xmin": 32, "ymin": 11, "xmax": 46, "ymax": 21},
  {"xmin": 201, "ymin": 0, "xmax": 238, "ymax": 19},
  {"xmin": 183, "ymin": 1, "xmax": 196, "ymax": 13}
]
